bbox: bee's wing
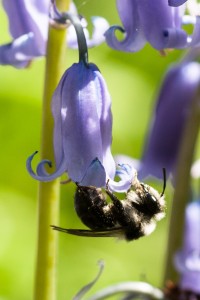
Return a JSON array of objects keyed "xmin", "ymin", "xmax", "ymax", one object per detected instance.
[{"xmin": 51, "ymin": 225, "xmax": 124, "ymax": 238}]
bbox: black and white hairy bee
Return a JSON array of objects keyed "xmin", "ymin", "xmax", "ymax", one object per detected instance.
[{"xmin": 52, "ymin": 170, "xmax": 166, "ymax": 241}]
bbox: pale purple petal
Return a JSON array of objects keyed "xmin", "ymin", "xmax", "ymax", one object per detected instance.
[
  {"xmin": 140, "ymin": 62, "xmax": 200, "ymax": 179},
  {"xmin": 105, "ymin": 0, "xmax": 146, "ymax": 52},
  {"xmin": 137, "ymin": 0, "xmax": 187, "ymax": 49},
  {"xmin": 114, "ymin": 155, "xmax": 140, "ymax": 171},
  {"xmin": 108, "ymin": 164, "xmax": 134, "ymax": 193},
  {"xmin": 174, "ymin": 201, "xmax": 200, "ymax": 294},
  {"xmin": 169, "ymin": 0, "xmax": 188, "ymax": 7},
  {"xmin": 86, "ymin": 17, "xmax": 109, "ymax": 48},
  {"xmin": 0, "ymin": 32, "xmax": 45, "ymax": 68},
  {"xmin": 80, "ymin": 158, "xmax": 106, "ymax": 187},
  {"xmin": 26, "ymin": 151, "xmax": 68, "ymax": 181},
  {"xmin": 2, "ymin": 0, "xmax": 48, "ymax": 51}
]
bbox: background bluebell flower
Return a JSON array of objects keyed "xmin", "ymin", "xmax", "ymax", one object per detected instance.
[
  {"xmin": 105, "ymin": 0, "xmax": 199, "ymax": 52},
  {"xmin": 174, "ymin": 200, "xmax": 200, "ymax": 294},
  {"xmin": 0, "ymin": 0, "xmax": 109, "ymax": 68},
  {"xmin": 139, "ymin": 61, "xmax": 200, "ymax": 180}
]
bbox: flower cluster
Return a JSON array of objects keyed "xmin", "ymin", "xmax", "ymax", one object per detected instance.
[
  {"xmin": 2, "ymin": 1, "xmax": 200, "ymax": 297},
  {"xmin": 0, "ymin": 0, "xmax": 109, "ymax": 68}
]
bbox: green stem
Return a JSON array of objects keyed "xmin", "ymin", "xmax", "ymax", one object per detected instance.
[
  {"xmin": 33, "ymin": 1, "xmax": 70, "ymax": 300},
  {"xmin": 163, "ymin": 82, "xmax": 200, "ymax": 284}
]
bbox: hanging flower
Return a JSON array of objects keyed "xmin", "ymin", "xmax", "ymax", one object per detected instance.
[
  {"xmin": 139, "ymin": 60, "xmax": 200, "ymax": 180},
  {"xmin": 174, "ymin": 200, "xmax": 200, "ymax": 295},
  {"xmin": 27, "ymin": 59, "xmax": 133, "ymax": 191},
  {"xmin": 105, "ymin": 0, "xmax": 200, "ymax": 52},
  {"xmin": 0, "ymin": 0, "xmax": 109, "ymax": 68}
]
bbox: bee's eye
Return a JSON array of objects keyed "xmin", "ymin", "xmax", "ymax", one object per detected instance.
[
  {"xmin": 146, "ymin": 193, "xmax": 157, "ymax": 203},
  {"xmin": 150, "ymin": 195, "xmax": 157, "ymax": 202}
]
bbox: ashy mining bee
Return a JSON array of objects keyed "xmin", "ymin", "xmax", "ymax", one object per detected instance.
[{"xmin": 52, "ymin": 170, "xmax": 166, "ymax": 241}]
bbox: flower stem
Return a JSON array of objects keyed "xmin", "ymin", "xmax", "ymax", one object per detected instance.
[
  {"xmin": 51, "ymin": 4, "xmax": 88, "ymax": 65},
  {"xmin": 163, "ymin": 82, "xmax": 200, "ymax": 283},
  {"xmin": 33, "ymin": 1, "xmax": 70, "ymax": 300}
]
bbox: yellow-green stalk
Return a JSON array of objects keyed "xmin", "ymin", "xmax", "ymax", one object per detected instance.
[
  {"xmin": 34, "ymin": 1, "xmax": 70, "ymax": 300},
  {"xmin": 163, "ymin": 82, "xmax": 200, "ymax": 284}
]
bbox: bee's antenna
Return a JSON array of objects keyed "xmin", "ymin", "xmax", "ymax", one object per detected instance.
[{"xmin": 160, "ymin": 168, "xmax": 166, "ymax": 196}]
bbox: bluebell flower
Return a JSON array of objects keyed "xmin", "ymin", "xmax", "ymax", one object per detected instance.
[
  {"xmin": 139, "ymin": 61, "xmax": 200, "ymax": 180},
  {"xmin": 0, "ymin": 0, "xmax": 109, "ymax": 68},
  {"xmin": 105, "ymin": 0, "xmax": 200, "ymax": 52},
  {"xmin": 174, "ymin": 200, "xmax": 200, "ymax": 294},
  {"xmin": 27, "ymin": 61, "xmax": 133, "ymax": 192}
]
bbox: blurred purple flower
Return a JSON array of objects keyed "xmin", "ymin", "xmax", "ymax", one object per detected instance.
[
  {"xmin": 27, "ymin": 61, "xmax": 133, "ymax": 192},
  {"xmin": 169, "ymin": 0, "xmax": 188, "ymax": 6},
  {"xmin": 139, "ymin": 61, "xmax": 200, "ymax": 180},
  {"xmin": 0, "ymin": 0, "xmax": 109, "ymax": 68},
  {"xmin": 105, "ymin": 0, "xmax": 200, "ymax": 52},
  {"xmin": 174, "ymin": 200, "xmax": 200, "ymax": 294}
]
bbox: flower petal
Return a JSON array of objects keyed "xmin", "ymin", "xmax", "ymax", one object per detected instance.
[
  {"xmin": 26, "ymin": 151, "xmax": 68, "ymax": 181},
  {"xmin": 108, "ymin": 164, "xmax": 134, "ymax": 193},
  {"xmin": 86, "ymin": 17, "xmax": 109, "ymax": 48},
  {"xmin": 114, "ymin": 155, "xmax": 140, "ymax": 171},
  {"xmin": 2, "ymin": 0, "xmax": 48, "ymax": 51},
  {"xmin": 105, "ymin": 0, "xmax": 146, "ymax": 52},
  {"xmin": 137, "ymin": 0, "xmax": 187, "ymax": 49},
  {"xmin": 0, "ymin": 32, "xmax": 45, "ymax": 67},
  {"xmin": 80, "ymin": 158, "xmax": 106, "ymax": 187},
  {"xmin": 140, "ymin": 61, "xmax": 200, "ymax": 179}
]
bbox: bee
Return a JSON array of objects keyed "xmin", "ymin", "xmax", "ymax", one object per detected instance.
[{"xmin": 52, "ymin": 170, "xmax": 166, "ymax": 241}]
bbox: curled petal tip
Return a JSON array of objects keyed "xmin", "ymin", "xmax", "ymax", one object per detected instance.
[
  {"xmin": 26, "ymin": 151, "xmax": 66, "ymax": 182},
  {"xmin": 108, "ymin": 164, "xmax": 134, "ymax": 193}
]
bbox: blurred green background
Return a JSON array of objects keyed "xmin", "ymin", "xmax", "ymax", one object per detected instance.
[{"xmin": 0, "ymin": 1, "xmax": 182, "ymax": 299}]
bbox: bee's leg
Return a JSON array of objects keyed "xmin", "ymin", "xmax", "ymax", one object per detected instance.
[
  {"xmin": 105, "ymin": 188, "xmax": 124, "ymax": 212},
  {"xmin": 105, "ymin": 189, "xmax": 131, "ymax": 229}
]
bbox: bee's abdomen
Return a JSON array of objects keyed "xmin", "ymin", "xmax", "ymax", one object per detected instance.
[{"xmin": 74, "ymin": 186, "xmax": 116, "ymax": 230}]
